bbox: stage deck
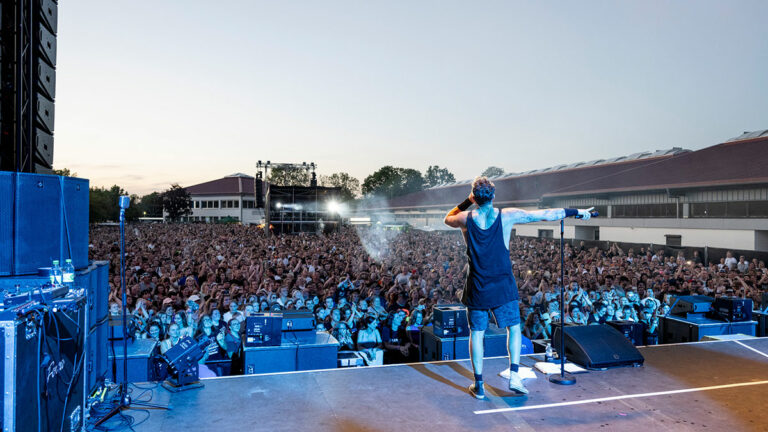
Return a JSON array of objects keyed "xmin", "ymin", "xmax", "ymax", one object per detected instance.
[{"xmin": 114, "ymin": 338, "xmax": 768, "ymax": 432}]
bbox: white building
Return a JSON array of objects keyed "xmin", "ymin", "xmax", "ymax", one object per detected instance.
[{"xmin": 182, "ymin": 173, "xmax": 264, "ymax": 224}]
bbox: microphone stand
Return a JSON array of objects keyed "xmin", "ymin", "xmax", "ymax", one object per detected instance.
[
  {"xmin": 92, "ymin": 196, "xmax": 168, "ymax": 428},
  {"xmin": 549, "ymin": 219, "xmax": 576, "ymax": 385}
]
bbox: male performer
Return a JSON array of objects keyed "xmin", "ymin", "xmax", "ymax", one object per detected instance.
[{"xmin": 444, "ymin": 176, "xmax": 593, "ymax": 398}]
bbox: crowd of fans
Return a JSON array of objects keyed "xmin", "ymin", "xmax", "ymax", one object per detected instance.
[{"xmin": 92, "ymin": 223, "xmax": 768, "ymax": 375}]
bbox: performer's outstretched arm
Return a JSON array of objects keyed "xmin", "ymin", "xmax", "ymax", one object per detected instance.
[{"xmin": 501, "ymin": 207, "xmax": 594, "ymax": 225}]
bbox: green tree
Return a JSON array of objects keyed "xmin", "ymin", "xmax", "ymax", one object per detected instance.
[
  {"xmin": 139, "ymin": 192, "xmax": 164, "ymax": 217},
  {"xmin": 481, "ymin": 166, "xmax": 505, "ymax": 178},
  {"xmin": 362, "ymin": 166, "xmax": 424, "ymax": 198},
  {"xmin": 423, "ymin": 165, "xmax": 456, "ymax": 188},
  {"xmin": 319, "ymin": 172, "xmax": 361, "ymax": 201},
  {"xmin": 268, "ymin": 166, "xmax": 310, "ymax": 186},
  {"xmin": 162, "ymin": 184, "xmax": 192, "ymax": 221},
  {"xmin": 88, "ymin": 185, "xmax": 140, "ymax": 222},
  {"xmin": 53, "ymin": 167, "xmax": 77, "ymax": 177},
  {"xmin": 89, "ymin": 187, "xmax": 113, "ymax": 222}
]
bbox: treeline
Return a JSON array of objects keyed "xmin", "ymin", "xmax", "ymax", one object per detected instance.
[
  {"xmin": 88, "ymin": 185, "xmax": 190, "ymax": 222},
  {"xmin": 55, "ymin": 163, "xmax": 508, "ymax": 222},
  {"xmin": 270, "ymin": 165, "xmax": 506, "ymax": 200}
]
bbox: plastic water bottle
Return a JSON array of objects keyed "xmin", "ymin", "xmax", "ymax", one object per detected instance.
[
  {"xmin": 63, "ymin": 259, "xmax": 75, "ymax": 288},
  {"xmin": 545, "ymin": 343, "xmax": 555, "ymax": 362},
  {"xmin": 51, "ymin": 260, "xmax": 63, "ymax": 287}
]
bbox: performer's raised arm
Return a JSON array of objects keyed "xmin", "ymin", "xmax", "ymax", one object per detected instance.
[{"xmin": 443, "ymin": 195, "xmax": 474, "ymax": 229}]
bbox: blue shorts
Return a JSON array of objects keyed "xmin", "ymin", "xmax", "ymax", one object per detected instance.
[{"xmin": 467, "ymin": 300, "xmax": 520, "ymax": 331}]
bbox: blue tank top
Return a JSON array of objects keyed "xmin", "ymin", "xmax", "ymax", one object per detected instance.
[{"xmin": 462, "ymin": 209, "xmax": 519, "ymax": 308}]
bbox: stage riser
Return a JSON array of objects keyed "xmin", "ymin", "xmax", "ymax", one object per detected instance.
[
  {"xmin": 243, "ymin": 332, "xmax": 338, "ymax": 374},
  {"xmin": 755, "ymin": 311, "xmax": 768, "ymax": 337},
  {"xmin": 660, "ymin": 316, "xmax": 757, "ymax": 343},
  {"xmin": 420, "ymin": 325, "xmax": 528, "ymax": 361}
]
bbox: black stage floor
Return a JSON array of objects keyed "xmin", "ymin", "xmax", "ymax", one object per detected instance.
[{"xmin": 113, "ymin": 338, "xmax": 768, "ymax": 432}]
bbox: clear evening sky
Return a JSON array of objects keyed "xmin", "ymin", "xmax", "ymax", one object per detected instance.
[{"xmin": 54, "ymin": 1, "xmax": 768, "ymax": 196}]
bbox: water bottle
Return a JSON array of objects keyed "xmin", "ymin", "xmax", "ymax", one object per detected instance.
[
  {"xmin": 545, "ymin": 343, "xmax": 555, "ymax": 362},
  {"xmin": 51, "ymin": 260, "xmax": 63, "ymax": 287},
  {"xmin": 63, "ymin": 259, "xmax": 75, "ymax": 288}
]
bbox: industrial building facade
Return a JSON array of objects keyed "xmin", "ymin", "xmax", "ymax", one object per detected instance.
[{"xmin": 362, "ymin": 130, "xmax": 768, "ymax": 251}]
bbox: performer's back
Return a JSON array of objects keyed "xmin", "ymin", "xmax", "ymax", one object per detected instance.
[{"xmin": 463, "ymin": 208, "xmax": 518, "ymax": 309}]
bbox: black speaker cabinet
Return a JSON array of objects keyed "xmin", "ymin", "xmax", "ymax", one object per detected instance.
[
  {"xmin": 552, "ymin": 324, "xmax": 644, "ymax": 369},
  {"xmin": 607, "ymin": 320, "xmax": 645, "ymax": 346}
]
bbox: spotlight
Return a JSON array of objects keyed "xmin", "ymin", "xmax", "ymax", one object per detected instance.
[
  {"xmin": 327, "ymin": 201, "xmax": 340, "ymax": 213},
  {"xmin": 276, "ymin": 202, "xmax": 282, "ymax": 208}
]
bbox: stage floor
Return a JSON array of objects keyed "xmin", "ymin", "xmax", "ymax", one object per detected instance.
[{"xmin": 112, "ymin": 338, "xmax": 768, "ymax": 432}]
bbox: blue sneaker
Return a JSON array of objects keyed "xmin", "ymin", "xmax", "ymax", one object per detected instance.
[{"xmin": 469, "ymin": 382, "xmax": 485, "ymax": 399}]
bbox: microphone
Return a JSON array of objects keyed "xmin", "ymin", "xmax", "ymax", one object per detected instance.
[
  {"xmin": 119, "ymin": 195, "xmax": 131, "ymax": 210},
  {"xmin": 575, "ymin": 207, "xmax": 599, "ymax": 219}
]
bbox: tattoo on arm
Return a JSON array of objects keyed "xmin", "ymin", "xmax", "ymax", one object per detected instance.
[{"xmin": 510, "ymin": 208, "xmax": 566, "ymax": 224}]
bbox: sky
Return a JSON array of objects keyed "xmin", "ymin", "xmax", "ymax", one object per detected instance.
[{"xmin": 54, "ymin": 1, "xmax": 768, "ymax": 196}]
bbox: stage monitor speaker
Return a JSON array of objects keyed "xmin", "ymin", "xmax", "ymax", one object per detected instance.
[
  {"xmin": 708, "ymin": 297, "xmax": 753, "ymax": 322},
  {"xmin": 245, "ymin": 313, "xmax": 282, "ymax": 347},
  {"xmin": 607, "ymin": 320, "xmax": 645, "ymax": 346},
  {"xmin": 432, "ymin": 305, "xmax": 469, "ymax": 337},
  {"xmin": 670, "ymin": 295, "xmax": 713, "ymax": 316},
  {"xmin": 552, "ymin": 324, "xmax": 644, "ymax": 369},
  {"xmin": 281, "ymin": 311, "xmax": 315, "ymax": 332}
]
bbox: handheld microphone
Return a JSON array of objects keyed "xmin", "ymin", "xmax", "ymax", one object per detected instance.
[{"xmin": 574, "ymin": 207, "xmax": 599, "ymax": 219}]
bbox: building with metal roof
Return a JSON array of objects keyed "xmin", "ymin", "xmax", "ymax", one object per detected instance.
[{"xmin": 360, "ymin": 131, "xmax": 768, "ymax": 251}]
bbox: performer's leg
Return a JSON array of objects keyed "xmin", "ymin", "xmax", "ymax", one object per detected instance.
[
  {"xmin": 466, "ymin": 308, "xmax": 487, "ymax": 399},
  {"xmin": 469, "ymin": 329, "xmax": 485, "ymax": 377},
  {"xmin": 495, "ymin": 300, "xmax": 528, "ymax": 394},
  {"xmin": 507, "ymin": 323, "xmax": 521, "ymax": 368}
]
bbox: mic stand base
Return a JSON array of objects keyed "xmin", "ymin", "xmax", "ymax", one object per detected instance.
[{"xmin": 548, "ymin": 374, "xmax": 577, "ymax": 385}]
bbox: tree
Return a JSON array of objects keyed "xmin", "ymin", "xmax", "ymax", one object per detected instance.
[
  {"xmin": 423, "ymin": 165, "xmax": 456, "ymax": 188},
  {"xmin": 362, "ymin": 166, "xmax": 424, "ymax": 198},
  {"xmin": 88, "ymin": 185, "xmax": 140, "ymax": 222},
  {"xmin": 89, "ymin": 187, "xmax": 113, "ymax": 222},
  {"xmin": 268, "ymin": 166, "xmax": 310, "ymax": 186},
  {"xmin": 162, "ymin": 184, "xmax": 192, "ymax": 221},
  {"xmin": 53, "ymin": 167, "xmax": 77, "ymax": 177},
  {"xmin": 139, "ymin": 192, "xmax": 164, "ymax": 217},
  {"xmin": 481, "ymin": 166, "xmax": 505, "ymax": 178},
  {"xmin": 319, "ymin": 172, "xmax": 361, "ymax": 201}
]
